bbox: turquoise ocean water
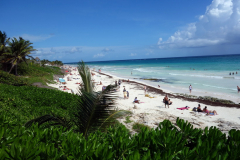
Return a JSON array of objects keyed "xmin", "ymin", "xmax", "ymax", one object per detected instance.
[{"xmin": 66, "ymin": 54, "xmax": 240, "ymax": 102}]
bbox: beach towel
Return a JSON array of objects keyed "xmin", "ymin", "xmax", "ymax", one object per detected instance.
[{"xmin": 177, "ymin": 107, "xmax": 190, "ymax": 110}]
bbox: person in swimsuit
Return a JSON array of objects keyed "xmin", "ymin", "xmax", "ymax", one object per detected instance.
[
  {"xmin": 144, "ymin": 86, "xmax": 147, "ymax": 94},
  {"xmin": 207, "ymin": 110, "xmax": 218, "ymax": 115},
  {"xmin": 197, "ymin": 104, "xmax": 202, "ymax": 112},
  {"xmin": 123, "ymin": 91, "xmax": 127, "ymax": 99},
  {"xmin": 134, "ymin": 97, "xmax": 140, "ymax": 104},
  {"xmin": 237, "ymin": 86, "xmax": 240, "ymax": 93},
  {"xmin": 203, "ymin": 106, "xmax": 209, "ymax": 113},
  {"xmin": 189, "ymin": 85, "xmax": 192, "ymax": 93},
  {"xmin": 164, "ymin": 95, "xmax": 169, "ymax": 108}
]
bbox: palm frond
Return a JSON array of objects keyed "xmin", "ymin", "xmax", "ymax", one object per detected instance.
[
  {"xmin": 24, "ymin": 113, "xmax": 72, "ymax": 130},
  {"xmin": 68, "ymin": 61, "xmax": 119, "ymax": 137},
  {"xmin": 78, "ymin": 61, "xmax": 94, "ymax": 93}
]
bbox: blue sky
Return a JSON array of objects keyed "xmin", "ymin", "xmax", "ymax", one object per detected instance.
[{"xmin": 2, "ymin": 0, "xmax": 240, "ymax": 62}]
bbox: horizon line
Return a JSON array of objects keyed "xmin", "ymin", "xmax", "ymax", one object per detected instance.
[{"xmin": 64, "ymin": 53, "xmax": 240, "ymax": 64}]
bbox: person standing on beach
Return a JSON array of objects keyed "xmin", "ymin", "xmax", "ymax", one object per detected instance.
[
  {"xmin": 164, "ymin": 95, "xmax": 169, "ymax": 108},
  {"xmin": 237, "ymin": 86, "xmax": 240, "ymax": 93},
  {"xmin": 189, "ymin": 85, "xmax": 192, "ymax": 93},
  {"xmin": 144, "ymin": 86, "xmax": 147, "ymax": 94},
  {"xmin": 131, "ymin": 71, "xmax": 132, "ymax": 75}
]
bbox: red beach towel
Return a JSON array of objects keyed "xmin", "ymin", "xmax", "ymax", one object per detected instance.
[{"xmin": 177, "ymin": 107, "xmax": 190, "ymax": 110}]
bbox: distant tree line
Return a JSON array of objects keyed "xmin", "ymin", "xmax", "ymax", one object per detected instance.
[{"xmin": 0, "ymin": 31, "xmax": 63, "ymax": 75}]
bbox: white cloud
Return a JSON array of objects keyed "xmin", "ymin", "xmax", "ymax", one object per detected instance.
[
  {"xmin": 66, "ymin": 47, "xmax": 82, "ymax": 54},
  {"xmin": 102, "ymin": 48, "xmax": 114, "ymax": 52},
  {"xmin": 93, "ymin": 53, "xmax": 105, "ymax": 58},
  {"xmin": 33, "ymin": 47, "xmax": 56, "ymax": 56},
  {"xmin": 130, "ymin": 53, "xmax": 137, "ymax": 56},
  {"xmin": 20, "ymin": 34, "xmax": 54, "ymax": 42},
  {"xmin": 158, "ymin": 0, "xmax": 240, "ymax": 48}
]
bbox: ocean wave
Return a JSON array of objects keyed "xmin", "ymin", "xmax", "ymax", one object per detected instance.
[
  {"xmin": 133, "ymin": 68, "xmax": 156, "ymax": 73},
  {"xmin": 169, "ymin": 73, "xmax": 223, "ymax": 79},
  {"xmin": 234, "ymin": 77, "xmax": 240, "ymax": 79},
  {"xmin": 202, "ymin": 84, "xmax": 236, "ymax": 91}
]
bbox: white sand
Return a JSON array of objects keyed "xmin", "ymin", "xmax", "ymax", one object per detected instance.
[{"xmin": 48, "ymin": 65, "xmax": 240, "ymax": 134}]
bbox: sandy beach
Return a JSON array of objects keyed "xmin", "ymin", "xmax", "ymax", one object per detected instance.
[{"xmin": 48, "ymin": 65, "xmax": 240, "ymax": 134}]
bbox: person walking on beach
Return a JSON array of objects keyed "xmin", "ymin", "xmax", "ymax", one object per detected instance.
[
  {"xmin": 189, "ymin": 84, "xmax": 192, "ymax": 93},
  {"xmin": 237, "ymin": 86, "xmax": 240, "ymax": 93},
  {"xmin": 144, "ymin": 86, "xmax": 147, "ymax": 94}
]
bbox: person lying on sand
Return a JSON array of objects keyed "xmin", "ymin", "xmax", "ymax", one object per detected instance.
[
  {"xmin": 203, "ymin": 106, "xmax": 218, "ymax": 115},
  {"xmin": 134, "ymin": 97, "xmax": 140, "ymax": 104},
  {"xmin": 207, "ymin": 110, "xmax": 218, "ymax": 115},
  {"xmin": 63, "ymin": 86, "xmax": 70, "ymax": 90}
]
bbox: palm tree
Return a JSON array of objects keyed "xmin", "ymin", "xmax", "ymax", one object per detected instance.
[
  {"xmin": 40, "ymin": 59, "xmax": 49, "ymax": 67},
  {"xmin": 4, "ymin": 37, "xmax": 36, "ymax": 75},
  {"xmin": 0, "ymin": 31, "xmax": 10, "ymax": 71},
  {"xmin": 0, "ymin": 31, "xmax": 8, "ymax": 56},
  {"xmin": 25, "ymin": 61, "xmax": 119, "ymax": 137}
]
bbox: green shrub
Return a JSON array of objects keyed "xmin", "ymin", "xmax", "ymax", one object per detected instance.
[
  {"xmin": 0, "ymin": 84, "xmax": 78, "ymax": 124},
  {"xmin": 132, "ymin": 122, "xmax": 151, "ymax": 133},
  {"xmin": 0, "ymin": 114, "xmax": 240, "ymax": 159},
  {"xmin": 17, "ymin": 62, "xmax": 62, "ymax": 77},
  {"xmin": 0, "ymin": 70, "xmax": 29, "ymax": 86},
  {"xmin": 124, "ymin": 116, "xmax": 133, "ymax": 123}
]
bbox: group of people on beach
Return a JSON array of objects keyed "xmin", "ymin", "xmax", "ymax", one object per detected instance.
[
  {"xmin": 163, "ymin": 94, "xmax": 173, "ymax": 108},
  {"xmin": 195, "ymin": 104, "xmax": 218, "ymax": 115}
]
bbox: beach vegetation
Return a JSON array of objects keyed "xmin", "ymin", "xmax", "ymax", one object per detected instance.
[
  {"xmin": 2, "ymin": 37, "xmax": 36, "ymax": 75},
  {"xmin": 132, "ymin": 122, "xmax": 151, "ymax": 132},
  {"xmin": 24, "ymin": 61, "xmax": 119, "ymax": 137},
  {"xmin": 17, "ymin": 62, "xmax": 63, "ymax": 85},
  {"xmin": 124, "ymin": 116, "xmax": 133, "ymax": 123},
  {"xmin": 0, "ymin": 59, "xmax": 63, "ymax": 86},
  {"xmin": 0, "ymin": 70, "xmax": 29, "ymax": 86},
  {"xmin": 0, "ymin": 83, "xmax": 78, "ymax": 124},
  {"xmin": 1, "ymin": 114, "xmax": 240, "ymax": 159}
]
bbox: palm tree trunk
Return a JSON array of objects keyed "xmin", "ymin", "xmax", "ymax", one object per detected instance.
[
  {"xmin": 8, "ymin": 64, "xmax": 15, "ymax": 74},
  {"xmin": 15, "ymin": 64, "xmax": 18, "ymax": 76}
]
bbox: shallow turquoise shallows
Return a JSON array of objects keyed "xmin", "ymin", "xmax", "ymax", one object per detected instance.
[{"xmin": 66, "ymin": 54, "xmax": 240, "ymax": 101}]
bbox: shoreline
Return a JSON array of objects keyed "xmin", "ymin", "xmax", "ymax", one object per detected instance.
[
  {"xmin": 97, "ymin": 71, "xmax": 239, "ymax": 107},
  {"xmin": 48, "ymin": 65, "xmax": 240, "ymax": 134},
  {"xmin": 89, "ymin": 67, "xmax": 240, "ymax": 104}
]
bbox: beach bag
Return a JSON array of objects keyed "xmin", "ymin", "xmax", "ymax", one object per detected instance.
[{"xmin": 193, "ymin": 107, "xmax": 197, "ymax": 112}]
